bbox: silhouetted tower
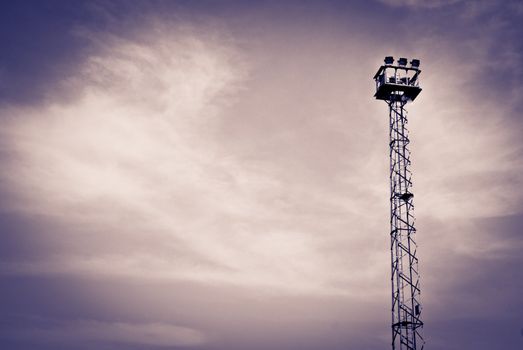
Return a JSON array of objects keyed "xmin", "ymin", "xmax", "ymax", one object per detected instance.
[{"xmin": 373, "ymin": 56, "xmax": 424, "ymax": 350}]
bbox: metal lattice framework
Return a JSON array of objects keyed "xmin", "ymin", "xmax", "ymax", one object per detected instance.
[
  {"xmin": 389, "ymin": 100, "xmax": 423, "ymax": 350},
  {"xmin": 373, "ymin": 56, "xmax": 424, "ymax": 350}
]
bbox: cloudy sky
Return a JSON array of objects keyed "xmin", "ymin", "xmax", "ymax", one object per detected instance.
[{"xmin": 1, "ymin": 0, "xmax": 523, "ymax": 349}]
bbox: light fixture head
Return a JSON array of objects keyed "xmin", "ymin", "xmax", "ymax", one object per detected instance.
[
  {"xmin": 384, "ymin": 56, "xmax": 394, "ymax": 65},
  {"xmin": 398, "ymin": 57, "xmax": 408, "ymax": 66},
  {"xmin": 410, "ymin": 59, "xmax": 420, "ymax": 68}
]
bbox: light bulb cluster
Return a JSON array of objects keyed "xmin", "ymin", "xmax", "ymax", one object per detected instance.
[{"xmin": 384, "ymin": 56, "xmax": 420, "ymax": 68}]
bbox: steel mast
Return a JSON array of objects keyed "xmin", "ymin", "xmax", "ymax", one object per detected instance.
[{"xmin": 373, "ymin": 56, "xmax": 424, "ymax": 350}]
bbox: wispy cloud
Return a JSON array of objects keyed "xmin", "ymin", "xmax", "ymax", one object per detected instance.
[
  {"xmin": 377, "ymin": 0, "xmax": 462, "ymax": 9},
  {"xmin": 0, "ymin": 18, "xmax": 388, "ymax": 296},
  {"xmin": 1, "ymin": 6, "xmax": 522, "ymax": 297},
  {"xmin": 0, "ymin": 317, "xmax": 205, "ymax": 347}
]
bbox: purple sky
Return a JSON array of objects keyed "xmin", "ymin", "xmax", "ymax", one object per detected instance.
[{"xmin": 1, "ymin": 1, "xmax": 523, "ymax": 349}]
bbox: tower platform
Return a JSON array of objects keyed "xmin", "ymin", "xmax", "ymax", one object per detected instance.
[
  {"xmin": 373, "ymin": 63, "xmax": 422, "ymax": 102},
  {"xmin": 374, "ymin": 81, "xmax": 422, "ymax": 101}
]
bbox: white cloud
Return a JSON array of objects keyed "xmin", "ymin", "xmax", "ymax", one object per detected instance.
[
  {"xmin": 0, "ymin": 8, "xmax": 522, "ymax": 305},
  {"xmin": 0, "ymin": 19, "xmax": 391, "ymax": 297},
  {"xmin": 0, "ymin": 20, "xmax": 376, "ymax": 296}
]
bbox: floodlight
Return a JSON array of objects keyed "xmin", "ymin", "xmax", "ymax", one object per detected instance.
[
  {"xmin": 410, "ymin": 59, "xmax": 420, "ymax": 68},
  {"xmin": 384, "ymin": 56, "xmax": 394, "ymax": 65},
  {"xmin": 398, "ymin": 57, "xmax": 408, "ymax": 66}
]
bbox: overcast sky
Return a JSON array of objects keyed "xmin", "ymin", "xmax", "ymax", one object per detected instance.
[{"xmin": 1, "ymin": 1, "xmax": 523, "ymax": 349}]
